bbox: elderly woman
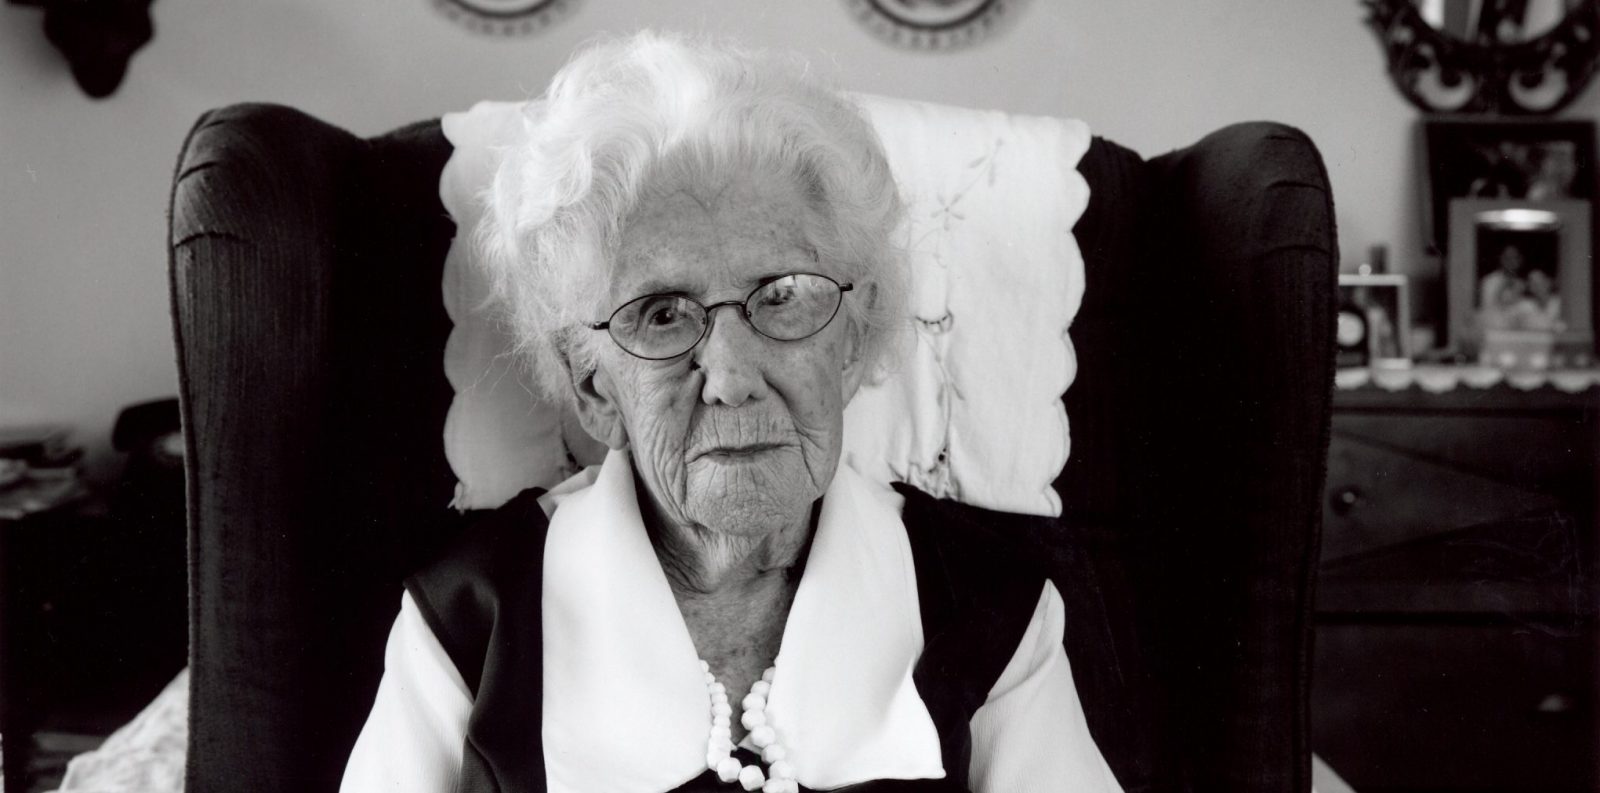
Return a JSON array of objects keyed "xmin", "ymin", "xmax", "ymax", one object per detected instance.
[{"xmin": 340, "ymin": 32, "xmax": 1121, "ymax": 793}]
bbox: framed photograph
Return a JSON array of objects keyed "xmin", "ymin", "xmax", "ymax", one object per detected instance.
[
  {"xmin": 1446, "ymin": 198, "xmax": 1594, "ymax": 361},
  {"xmin": 1338, "ymin": 274, "xmax": 1412, "ymax": 367},
  {"xmin": 1421, "ymin": 119, "xmax": 1597, "ymax": 254}
]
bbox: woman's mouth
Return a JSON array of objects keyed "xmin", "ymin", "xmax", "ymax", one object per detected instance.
[{"xmin": 694, "ymin": 442, "xmax": 785, "ymax": 461}]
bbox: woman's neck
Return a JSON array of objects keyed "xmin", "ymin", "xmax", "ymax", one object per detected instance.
[
  {"xmin": 645, "ymin": 500, "xmax": 816, "ymax": 597},
  {"xmin": 639, "ymin": 490, "xmax": 817, "ymax": 739}
]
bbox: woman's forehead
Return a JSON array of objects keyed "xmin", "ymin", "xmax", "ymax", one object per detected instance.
[
  {"xmin": 609, "ymin": 252, "xmax": 819, "ymax": 300},
  {"xmin": 611, "ymin": 178, "xmax": 824, "ymax": 297}
]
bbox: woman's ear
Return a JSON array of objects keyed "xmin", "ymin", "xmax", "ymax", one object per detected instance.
[
  {"xmin": 570, "ymin": 363, "xmax": 629, "ymax": 450},
  {"xmin": 839, "ymin": 325, "xmax": 868, "ymax": 405}
]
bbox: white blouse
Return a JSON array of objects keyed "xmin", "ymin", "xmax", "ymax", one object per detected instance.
[{"xmin": 341, "ymin": 451, "xmax": 1122, "ymax": 793}]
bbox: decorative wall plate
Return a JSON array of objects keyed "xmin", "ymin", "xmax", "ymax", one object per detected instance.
[
  {"xmin": 847, "ymin": 0, "xmax": 1009, "ymax": 49},
  {"xmin": 432, "ymin": 0, "xmax": 573, "ymax": 35}
]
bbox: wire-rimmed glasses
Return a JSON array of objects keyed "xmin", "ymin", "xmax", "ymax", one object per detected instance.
[{"xmin": 590, "ymin": 272, "xmax": 854, "ymax": 360}]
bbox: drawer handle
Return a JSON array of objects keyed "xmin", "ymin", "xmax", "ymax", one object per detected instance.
[{"xmin": 1329, "ymin": 486, "xmax": 1362, "ymax": 516}]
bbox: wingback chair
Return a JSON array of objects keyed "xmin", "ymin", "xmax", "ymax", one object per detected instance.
[{"xmin": 168, "ymin": 103, "xmax": 1335, "ymax": 793}]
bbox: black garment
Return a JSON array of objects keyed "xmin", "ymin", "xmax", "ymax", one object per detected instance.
[{"xmin": 407, "ymin": 484, "xmax": 1048, "ymax": 793}]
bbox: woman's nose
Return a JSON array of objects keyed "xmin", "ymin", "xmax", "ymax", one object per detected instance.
[{"xmin": 694, "ymin": 306, "xmax": 770, "ymax": 407}]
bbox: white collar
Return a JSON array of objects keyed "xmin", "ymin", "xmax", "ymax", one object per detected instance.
[{"xmin": 540, "ymin": 449, "xmax": 946, "ymax": 793}]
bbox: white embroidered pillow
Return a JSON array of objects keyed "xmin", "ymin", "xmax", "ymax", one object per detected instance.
[{"xmin": 440, "ymin": 95, "xmax": 1089, "ymax": 517}]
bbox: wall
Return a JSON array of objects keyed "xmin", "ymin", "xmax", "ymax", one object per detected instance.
[{"xmin": 4, "ymin": 0, "xmax": 1592, "ymax": 477}]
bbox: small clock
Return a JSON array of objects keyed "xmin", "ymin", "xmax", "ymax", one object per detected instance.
[
  {"xmin": 1338, "ymin": 273, "xmax": 1413, "ymax": 368},
  {"xmin": 1337, "ymin": 308, "xmax": 1370, "ymax": 368},
  {"xmin": 1337, "ymin": 310, "xmax": 1368, "ymax": 348}
]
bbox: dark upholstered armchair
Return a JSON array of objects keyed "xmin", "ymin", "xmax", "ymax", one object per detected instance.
[{"xmin": 169, "ymin": 104, "xmax": 1335, "ymax": 793}]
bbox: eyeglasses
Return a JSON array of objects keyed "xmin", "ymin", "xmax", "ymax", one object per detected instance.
[{"xmin": 590, "ymin": 272, "xmax": 854, "ymax": 360}]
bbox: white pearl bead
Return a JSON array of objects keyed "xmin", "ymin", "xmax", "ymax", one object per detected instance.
[
  {"xmin": 703, "ymin": 665, "xmax": 792, "ymax": 789},
  {"xmin": 738, "ymin": 765, "xmax": 766, "ymax": 791}
]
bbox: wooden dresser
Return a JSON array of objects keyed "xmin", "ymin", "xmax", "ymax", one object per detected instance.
[{"xmin": 1311, "ymin": 381, "xmax": 1600, "ymax": 792}]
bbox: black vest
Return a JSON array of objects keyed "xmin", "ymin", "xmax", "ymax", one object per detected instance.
[{"xmin": 407, "ymin": 483, "xmax": 1047, "ymax": 793}]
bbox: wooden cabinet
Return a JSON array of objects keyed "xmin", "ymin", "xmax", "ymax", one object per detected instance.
[{"xmin": 1312, "ymin": 385, "xmax": 1600, "ymax": 792}]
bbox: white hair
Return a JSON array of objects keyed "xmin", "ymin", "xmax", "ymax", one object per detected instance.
[{"xmin": 477, "ymin": 30, "xmax": 907, "ymax": 407}]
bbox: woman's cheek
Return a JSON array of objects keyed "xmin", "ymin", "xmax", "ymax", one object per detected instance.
[{"xmin": 626, "ymin": 368, "xmax": 700, "ymax": 503}]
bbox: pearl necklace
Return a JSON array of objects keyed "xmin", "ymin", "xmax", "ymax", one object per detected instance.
[{"xmin": 701, "ymin": 660, "xmax": 798, "ymax": 793}]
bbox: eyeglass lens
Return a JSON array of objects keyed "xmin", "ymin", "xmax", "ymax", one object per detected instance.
[{"xmin": 607, "ymin": 274, "xmax": 845, "ymax": 359}]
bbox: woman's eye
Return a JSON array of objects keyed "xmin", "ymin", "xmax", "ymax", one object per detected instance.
[
  {"xmin": 761, "ymin": 286, "xmax": 796, "ymax": 307},
  {"xmin": 623, "ymin": 296, "xmax": 691, "ymax": 334}
]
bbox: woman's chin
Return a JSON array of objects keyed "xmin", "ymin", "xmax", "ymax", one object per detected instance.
[{"xmin": 685, "ymin": 454, "xmax": 815, "ymax": 534}]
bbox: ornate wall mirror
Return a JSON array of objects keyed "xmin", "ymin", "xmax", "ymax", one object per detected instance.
[{"xmin": 1365, "ymin": 0, "xmax": 1600, "ymax": 114}]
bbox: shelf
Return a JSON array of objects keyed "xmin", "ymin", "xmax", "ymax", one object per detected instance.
[{"xmin": 1335, "ymin": 365, "xmax": 1600, "ymax": 412}]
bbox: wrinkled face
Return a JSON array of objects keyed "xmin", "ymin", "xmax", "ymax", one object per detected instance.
[
  {"xmin": 572, "ymin": 168, "xmax": 865, "ymax": 540},
  {"xmin": 1500, "ymin": 245, "xmax": 1526, "ymax": 274},
  {"xmin": 1529, "ymin": 269, "xmax": 1555, "ymax": 298}
]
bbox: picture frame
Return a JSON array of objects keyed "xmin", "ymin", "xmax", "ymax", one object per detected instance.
[
  {"xmin": 1446, "ymin": 198, "xmax": 1594, "ymax": 363},
  {"xmin": 1338, "ymin": 273, "xmax": 1412, "ymax": 367},
  {"xmin": 1420, "ymin": 119, "xmax": 1597, "ymax": 255}
]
